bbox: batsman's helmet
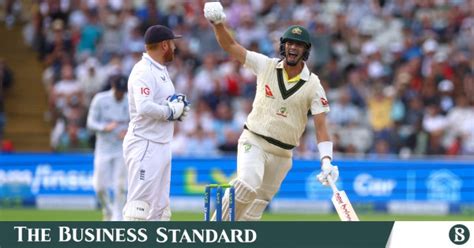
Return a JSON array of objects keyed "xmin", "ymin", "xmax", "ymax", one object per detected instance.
[{"xmin": 279, "ymin": 25, "xmax": 311, "ymax": 61}]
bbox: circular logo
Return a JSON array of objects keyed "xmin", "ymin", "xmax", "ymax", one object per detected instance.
[{"xmin": 449, "ymin": 224, "xmax": 470, "ymax": 245}]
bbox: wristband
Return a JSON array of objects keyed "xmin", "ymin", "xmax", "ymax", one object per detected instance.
[{"xmin": 317, "ymin": 141, "xmax": 333, "ymax": 161}]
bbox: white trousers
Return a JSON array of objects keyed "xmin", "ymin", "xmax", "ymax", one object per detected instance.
[
  {"xmin": 93, "ymin": 152, "xmax": 127, "ymax": 221},
  {"xmin": 123, "ymin": 135, "xmax": 171, "ymax": 220},
  {"xmin": 237, "ymin": 130, "xmax": 293, "ymax": 202}
]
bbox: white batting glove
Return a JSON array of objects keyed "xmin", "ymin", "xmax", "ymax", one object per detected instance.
[
  {"xmin": 316, "ymin": 158, "xmax": 339, "ymax": 186},
  {"xmin": 204, "ymin": 2, "xmax": 226, "ymax": 24}
]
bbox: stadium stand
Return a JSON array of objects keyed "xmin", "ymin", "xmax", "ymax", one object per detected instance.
[
  {"xmin": 2, "ymin": 0, "xmax": 473, "ymax": 157},
  {"xmin": 0, "ymin": 0, "xmax": 50, "ymax": 151}
]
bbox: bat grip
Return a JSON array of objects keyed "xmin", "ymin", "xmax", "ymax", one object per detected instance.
[{"xmin": 327, "ymin": 176, "xmax": 338, "ymax": 193}]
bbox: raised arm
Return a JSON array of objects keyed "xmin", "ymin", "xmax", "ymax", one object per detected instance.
[
  {"xmin": 211, "ymin": 23, "xmax": 246, "ymax": 64},
  {"xmin": 204, "ymin": 2, "xmax": 246, "ymax": 64}
]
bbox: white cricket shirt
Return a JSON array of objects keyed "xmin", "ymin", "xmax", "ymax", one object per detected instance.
[
  {"xmin": 87, "ymin": 90, "xmax": 129, "ymax": 155},
  {"xmin": 126, "ymin": 53, "xmax": 175, "ymax": 143}
]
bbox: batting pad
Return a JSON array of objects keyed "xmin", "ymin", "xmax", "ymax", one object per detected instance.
[
  {"xmin": 241, "ymin": 199, "xmax": 269, "ymax": 221},
  {"xmin": 212, "ymin": 179, "xmax": 257, "ymax": 221},
  {"xmin": 123, "ymin": 200, "xmax": 150, "ymax": 221}
]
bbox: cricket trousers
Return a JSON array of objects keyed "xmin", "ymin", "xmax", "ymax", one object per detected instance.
[
  {"xmin": 230, "ymin": 130, "xmax": 293, "ymax": 220},
  {"xmin": 93, "ymin": 152, "xmax": 127, "ymax": 221},
  {"xmin": 123, "ymin": 134, "xmax": 172, "ymax": 220}
]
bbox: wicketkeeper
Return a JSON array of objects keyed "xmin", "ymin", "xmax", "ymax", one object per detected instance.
[
  {"xmin": 122, "ymin": 25, "xmax": 190, "ymax": 221},
  {"xmin": 204, "ymin": 2, "xmax": 339, "ymax": 221}
]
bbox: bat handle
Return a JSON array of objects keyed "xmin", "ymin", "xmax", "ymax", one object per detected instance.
[{"xmin": 327, "ymin": 176, "xmax": 338, "ymax": 193}]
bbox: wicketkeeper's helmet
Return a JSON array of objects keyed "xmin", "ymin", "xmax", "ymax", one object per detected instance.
[{"xmin": 279, "ymin": 25, "xmax": 312, "ymax": 61}]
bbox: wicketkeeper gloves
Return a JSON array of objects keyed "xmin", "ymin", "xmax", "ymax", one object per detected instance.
[
  {"xmin": 204, "ymin": 2, "xmax": 226, "ymax": 24},
  {"xmin": 166, "ymin": 94, "xmax": 190, "ymax": 121}
]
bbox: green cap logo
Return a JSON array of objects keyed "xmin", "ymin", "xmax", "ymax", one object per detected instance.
[{"xmin": 291, "ymin": 27, "xmax": 302, "ymax": 35}]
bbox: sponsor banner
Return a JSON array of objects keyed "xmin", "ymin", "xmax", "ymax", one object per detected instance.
[
  {"xmin": 387, "ymin": 200, "xmax": 450, "ymax": 215},
  {"xmin": 165, "ymin": 198, "xmax": 333, "ymax": 215},
  {"xmin": 0, "ymin": 154, "xmax": 473, "ymax": 213},
  {"xmin": 0, "ymin": 154, "xmax": 95, "ymax": 208},
  {"xmin": 0, "ymin": 222, "xmax": 394, "ymax": 248},
  {"xmin": 387, "ymin": 221, "xmax": 474, "ymax": 247}
]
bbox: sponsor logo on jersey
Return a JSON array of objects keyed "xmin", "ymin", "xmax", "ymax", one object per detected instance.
[
  {"xmin": 265, "ymin": 85, "xmax": 274, "ymax": 98},
  {"xmin": 160, "ymin": 74, "xmax": 166, "ymax": 81},
  {"xmin": 320, "ymin": 97, "xmax": 329, "ymax": 107},
  {"xmin": 276, "ymin": 107, "xmax": 288, "ymax": 117},
  {"xmin": 141, "ymin": 87, "xmax": 150, "ymax": 96}
]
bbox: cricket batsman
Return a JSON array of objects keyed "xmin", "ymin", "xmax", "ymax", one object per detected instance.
[
  {"xmin": 204, "ymin": 2, "xmax": 339, "ymax": 221},
  {"xmin": 87, "ymin": 75, "xmax": 129, "ymax": 221}
]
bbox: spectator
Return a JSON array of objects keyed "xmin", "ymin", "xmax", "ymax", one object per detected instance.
[
  {"xmin": 76, "ymin": 57, "xmax": 106, "ymax": 106},
  {"xmin": 186, "ymin": 125, "xmax": 219, "ymax": 156},
  {"xmin": 162, "ymin": 3, "xmax": 184, "ymax": 29},
  {"xmin": 50, "ymin": 64, "xmax": 83, "ymax": 121},
  {"xmin": 328, "ymin": 87, "xmax": 362, "ymax": 126},
  {"xmin": 55, "ymin": 122, "xmax": 89, "ymax": 152},
  {"xmin": 367, "ymin": 84, "xmax": 393, "ymax": 134},
  {"xmin": 41, "ymin": 19, "xmax": 74, "ymax": 66},
  {"xmin": 446, "ymin": 94, "xmax": 474, "ymax": 155},
  {"xmin": 100, "ymin": 14, "xmax": 124, "ymax": 63},
  {"xmin": 406, "ymin": 119, "xmax": 429, "ymax": 156},
  {"xmin": 77, "ymin": 9, "xmax": 102, "ymax": 56},
  {"xmin": 422, "ymin": 104, "xmax": 448, "ymax": 134},
  {"xmin": 212, "ymin": 101, "xmax": 240, "ymax": 153},
  {"xmin": 0, "ymin": 59, "xmax": 14, "ymax": 142},
  {"xmin": 438, "ymin": 79, "xmax": 455, "ymax": 114}
]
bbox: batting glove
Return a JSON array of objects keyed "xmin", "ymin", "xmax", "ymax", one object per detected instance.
[
  {"xmin": 316, "ymin": 158, "xmax": 339, "ymax": 186},
  {"xmin": 204, "ymin": 2, "xmax": 226, "ymax": 24}
]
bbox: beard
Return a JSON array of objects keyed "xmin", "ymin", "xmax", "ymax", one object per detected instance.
[
  {"xmin": 164, "ymin": 48, "xmax": 175, "ymax": 62},
  {"xmin": 285, "ymin": 52, "xmax": 303, "ymax": 66},
  {"xmin": 285, "ymin": 59, "xmax": 299, "ymax": 66}
]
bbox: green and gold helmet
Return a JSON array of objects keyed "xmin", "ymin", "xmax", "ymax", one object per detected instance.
[{"xmin": 279, "ymin": 25, "xmax": 312, "ymax": 60}]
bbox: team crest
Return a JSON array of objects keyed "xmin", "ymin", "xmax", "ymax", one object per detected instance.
[
  {"xmin": 276, "ymin": 107, "xmax": 288, "ymax": 117},
  {"xmin": 265, "ymin": 85, "xmax": 274, "ymax": 98},
  {"xmin": 243, "ymin": 143, "xmax": 252, "ymax": 152},
  {"xmin": 292, "ymin": 27, "xmax": 302, "ymax": 35}
]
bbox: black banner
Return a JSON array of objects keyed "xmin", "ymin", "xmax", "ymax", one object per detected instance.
[{"xmin": 0, "ymin": 222, "xmax": 394, "ymax": 248}]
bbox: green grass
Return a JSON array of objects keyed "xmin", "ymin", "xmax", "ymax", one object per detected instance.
[{"xmin": 0, "ymin": 209, "xmax": 471, "ymax": 221}]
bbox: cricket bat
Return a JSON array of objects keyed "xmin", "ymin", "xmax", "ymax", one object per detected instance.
[{"xmin": 327, "ymin": 177, "xmax": 359, "ymax": 221}]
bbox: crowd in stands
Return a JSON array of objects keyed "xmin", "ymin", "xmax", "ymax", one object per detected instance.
[
  {"xmin": 19, "ymin": 0, "xmax": 474, "ymax": 158},
  {"xmin": 0, "ymin": 58, "xmax": 14, "ymax": 151}
]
